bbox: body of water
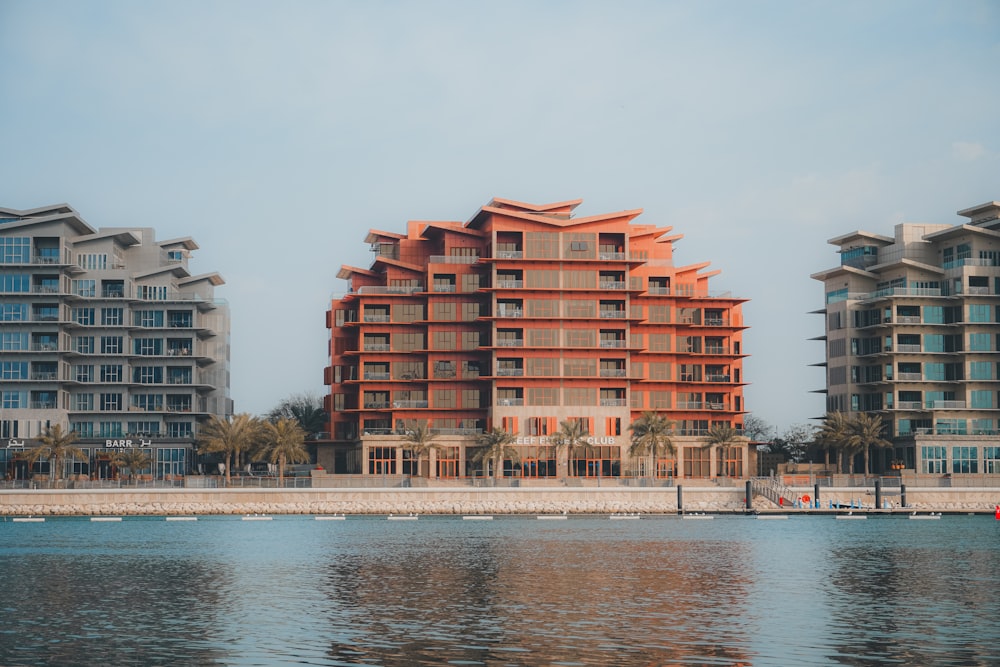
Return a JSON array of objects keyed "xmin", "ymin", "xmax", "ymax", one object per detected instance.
[{"xmin": 0, "ymin": 513, "xmax": 998, "ymax": 666}]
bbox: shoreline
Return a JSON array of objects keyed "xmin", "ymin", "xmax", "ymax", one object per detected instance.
[{"xmin": 2, "ymin": 486, "xmax": 997, "ymax": 517}]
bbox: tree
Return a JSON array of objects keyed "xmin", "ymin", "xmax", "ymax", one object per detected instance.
[
  {"xmin": 549, "ymin": 419, "xmax": 590, "ymax": 479},
  {"xmin": 770, "ymin": 423, "xmax": 815, "ymax": 463},
  {"xmin": 815, "ymin": 411, "xmax": 851, "ymax": 472},
  {"xmin": 197, "ymin": 413, "xmax": 263, "ymax": 485},
  {"xmin": 471, "ymin": 427, "xmax": 519, "ymax": 485},
  {"xmin": 628, "ymin": 412, "xmax": 676, "ymax": 479},
  {"xmin": 742, "ymin": 414, "xmax": 775, "ymax": 443},
  {"xmin": 111, "ymin": 448, "xmax": 153, "ymax": 484},
  {"xmin": 402, "ymin": 420, "xmax": 441, "ymax": 478},
  {"xmin": 846, "ymin": 412, "xmax": 892, "ymax": 476},
  {"xmin": 26, "ymin": 425, "xmax": 85, "ymax": 483},
  {"xmin": 266, "ymin": 392, "xmax": 328, "ymax": 438},
  {"xmin": 259, "ymin": 417, "xmax": 310, "ymax": 484},
  {"xmin": 702, "ymin": 423, "xmax": 739, "ymax": 477}
]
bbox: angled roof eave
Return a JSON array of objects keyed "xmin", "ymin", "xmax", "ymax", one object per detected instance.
[
  {"xmin": 133, "ymin": 265, "xmax": 191, "ymax": 281},
  {"xmin": 0, "ymin": 204, "xmax": 97, "ymax": 235},
  {"xmin": 179, "ymin": 272, "xmax": 225, "ymax": 287},
  {"xmin": 866, "ymin": 257, "xmax": 944, "ymax": 276},
  {"xmin": 365, "ymin": 229, "xmax": 406, "ymax": 244},
  {"xmin": 75, "ymin": 230, "xmax": 142, "ymax": 246},
  {"xmin": 159, "ymin": 236, "xmax": 199, "ymax": 251},
  {"xmin": 827, "ymin": 230, "xmax": 895, "ymax": 247},
  {"xmin": 337, "ymin": 265, "xmax": 379, "ymax": 280},
  {"xmin": 418, "ymin": 221, "xmax": 488, "ymax": 239},
  {"xmin": 810, "ymin": 265, "xmax": 877, "ymax": 281}
]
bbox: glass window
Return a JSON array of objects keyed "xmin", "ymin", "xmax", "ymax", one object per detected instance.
[
  {"xmin": 71, "ymin": 279, "xmax": 96, "ymax": 297},
  {"xmin": 70, "ymin": 422, "xmax": 94, "ymax": 437},
  {"xmin": 166, "ymin": 422, "xmax": 193, "ymax": 438},
  {"xmin": 2, "ymin": 390, "xmax": 26, "ymax": 408},
  {"xmin": 74, "ymin": 336, "xmax": 95, "ymax": 354},
  {"xmin": 971, "ymin": 390, "xmax": 993, "ymax": 409},
  {"xmin": 100, "ymin": 336, "xmax": 123, "ymax": 354},
  {"xmin": 984, "ymin": 447, "xmax": 1000, "ymax": 474},
  {"xmin": 1, "ymin": 332, "xmax": 27, "ymax": 350},
  {"xmin": 952, "ymin": 446, "xmax": 978, "ymax": 473},
  {"xmin": 969, "ymin": 304, "xmax": 991, "ymax": 322},
  {"xmin": 969, "ymin": 362, "xmax": 992, "ymax": 380},
  {"xmin": 72, "ymin": 307, "xmax": 95, "ymax": 325},
  {"xmin": 1, "ymin": 303, "xmax": 27, "ymax": 321},
  {"xmin": 1, "ymin": 361, "xmax": 28, "ymax": 379},
  {"xmin": 921, "ymin": 446, "xmax": 947, "ymax": 474},
  {"xmin": 99, "ymin": 421, "xmax": 123, "ymax": 437},
  {"xmin": 1, "ymin": 274, "xmax": 30, "ymax": 292},
  {"xmin": 100, "ymin": 393, "xmax": 122, "ymax": 411},
  {"xmin": 0, "ymin": 237, "xmax": 30, "ymax": 263},
  {"xmin": 969, "ymin": 333, "xmax": 991, "ymax": 351},
  {"xmin": 100, "ymin": 365, "xmax": 122, "ymax": 382},
  {"xmin": 73, "ymin": 393, "xmax": 94, "ymax": 410},
  {"xmin": 101, "ymin": 307, "xmax": 124, "ymax": 325}
]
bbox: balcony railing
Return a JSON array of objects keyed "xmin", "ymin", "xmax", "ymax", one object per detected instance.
[
  {"xmin": 432, "ymin": 285, "xmax": 457, "ymax": 293},
  {"xmin": 599, "ymin": 311, "xmax": 627, "ymax": 319},
  {"xmin": 495, "ymin": 339, "xmax": 524, "ymax": 347},
  {"xmin": 896, "ymin": 345, "xmax": 921, "ymax": 353},
  {"xmin": 600, "ymin": 369, "xmax": 627, "ymax": 377},
  {"xmin": 599, "ymin": 398, "xmax": 627, "ymax": 407},
  {"xmin": 676, "ymin": 401, "xmax": 703, "ymax": 409},
  {"xmin": 927, "ymin": 400, "xmax": 966, "ymax": 409},
  {"xmin": 704, "ymin": 347, "xmax": 729, "ymax": 355},
  {"xmin": 363, "ymin": 343, "xmax": 391, "ymax": 352},
  {"xmin": 896, "ymin": 401, "xmax": 923, "ymax": 410},
  {"xmin": 495, "ymin": 280, "xmax": 523, "ymax": 289},
  {"xmin": 897, "ymin": 372, "xmax": 921, "ymax": 381},
  {"xmin": 364, "ymin": 372, "xmax": 390, "ymax": 381},
  {"xmin": 599, "ymin": 282, "xmax": 626, "ymax": 290},
  {"xmin": 497, "ymin": 398, "xmax": 523, "ymax": 406},
  {"xmin": 357, "ymin": 286, "xmax": 423, "ymax": 295},
  {"xmin": 599, "ymin": 340, "xmax": 626, "ymax": 348},
  {"xmin": 496, "ymin": 308, "xmax": 523, "ymax": 318},
  {"xmin": 496, "ymin": 251, "xmax": 523, "ymax": 259},
  {"xmin": 647, "ymin": 286, "xmax": 670, "ymax": 295},
  {"xmin": 429, "ymin": 255, "xmax": 478, "ymax": 264},
  {"xmin": 599, "ymin": 252, "xmax": 626, "ymax": 261},
  {"xmin": 364, "ymin": 313, "xmax": 390, "ymax": 322},
  {"xmin": 30, "ymin": 372, "xmax": 58, "ymax": 380},
  {"xmin": 363, "ymin": 401, "xmax": 391, "ymax": 409},
  {"xmin": 392, "ymin": 400, "xmax": 428, "ymax": 409},
  {"xmin": 706, "ymin": 374, "xmax": 731, "ymax": 382},
  {"xmin": 496, "ymin": 368, "xmax": 524, "ymax": 376}
]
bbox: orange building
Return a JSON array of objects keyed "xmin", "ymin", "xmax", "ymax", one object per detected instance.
[{"xmin": 323, "ymin": 198, "xmax": 749, "ymax": 480}]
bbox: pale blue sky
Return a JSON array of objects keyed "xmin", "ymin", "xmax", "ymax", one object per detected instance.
[{"xmin": 1, "ymin": 0, "xmax": 997, "ymax": 431}]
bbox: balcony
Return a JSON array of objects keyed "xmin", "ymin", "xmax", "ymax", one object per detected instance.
[
  {"xmin": 364, "ymin": 313, "xmax": 390, "ymax": 323},
  {"xmin": 676, "ymin": 401, "xmax": 703, "ymax": 410},
  {"xmin": 432, "ymin": 285, "xmax": 457, "ymax": 293},
  {"xmin": 363, "ymin": 401, "xmax": 391, "ymax": 409},
  {"xmin": 364, "ymin": 372, "xmax": 391, "ymax": 381},
  {"xmin": 897, "ymin": 373, "xmax": 922, "ymax": 381},
  {"xmin": 429, "ymin": 255, "xmax": 478, "ymax": 264},
  {"xmin": 496, "ymin": 308, "xmax": 523, "ymax": 318},
  {"xmin": 647, "ymin": 287, "xmax": 670, "ymax": 295},
  {"xmin": 495, "ymin": 339, "xmax": 524, "ymax": 347},
  {"xmin": 926, "ymin": 400, "xmax": 966, "ymax": 409},
  {"xmin": 599, "ymin": 340, "xmax": 626, "ymax": 348},
  {"xmin": 30, "ymin": 401, "xmax": 57, "ymax": 409},
  {"xmin": 599, "ymin": 311, "xmax": 627, "ymax": 319},
  {"xmin": 496, "ymin": 251, "xmax": 523, "ymax": 259},
  {"xmin": 706, "ymin": 374, "xmax": 731, "ymax": 382},
  {"xmin": 704, "ymin": 347, "xmax": 729, "ymax": 355},
  {"xmin": 896, "ymin": 345, "xmax": 921, "ymax": 353},
  {"xmin": 599, "ymin": 282, "xmax": 626, "ymax": 290},
  {"xmin": 495, "ymin": 280, "xmax": 523, "ymax": 289},
  {"xmin": 363, "ymin": 344, "xmax": 391, "ymax": 352},
  {"xmin": 496, "ymin": 368, "xmax": 524, "ymax": 376},
  {"xmin": 497, "ymin": 398, "xmax": 523, "ymax": 406},
  {"xmin": 30, "ymin": 372, "xmax": 58, "ymax": 381},
  {"xmin": 600, "ymin": 369, "xmax": 627, "ymax": 377},
  {"xmin": 392, "ymin": 400, "xmax": 428, "ymax": 409},
  {"xmin": 599, "ymin": 252, "xmax": 626, "ymax": 261},
  {"xmin": 896, "ymin": 401, "xmax": 923, "ymax": 410},
  {"xmin": 599, "ymin": 398, "xmax": 627, "ymax": 407},
  {"xmin": 357, "ymin": 285, "xmax": 423, "ymax": 295}
]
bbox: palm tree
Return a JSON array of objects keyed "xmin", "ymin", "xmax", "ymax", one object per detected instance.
[
  {"xmin": 703, "ymin": 423, "xmax": 739, "ymax": 478},
  {"xmin": 549, "ymin": 419, "xmax": 590, "ymax": 479},
  {"xmin": 815, "ymin": 411, "xmax": 851, "ymax": 473},
  {"xmin": 847, "ymin": 412, "xmax": 892, "ymax": 476},
  {"xmin": 111, "ymin": 447, "xmax": 153, "ymax": 484},
  {"xmin": 628, "ymin": 412, "xmax": 676, "ymax": 479},
  {"xmin": 259, "ymin": 417, "xmax": 310, "ymax": 484},
  {"xmin": 470, "ymin": 427, "xmax": 519, "ymax": 485},
  {"xmin": 402, "ymin": 420, "xmax": 441, "ymax": 478},
  {"xmin": 26, "ymin": 425, "xmax": 85, "ymax": 483},
  {"xmin": 197, "ymin": 413, "xmax": 263, "ymax": 486},
  {"xmin": 266, "ymin": 392, "xmax": 328, "ymax": 438}
]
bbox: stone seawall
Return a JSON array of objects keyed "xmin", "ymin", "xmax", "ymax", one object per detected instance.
[{"xmin": 1, "ymin": 486, "xmax": 998, "ymax": 516}]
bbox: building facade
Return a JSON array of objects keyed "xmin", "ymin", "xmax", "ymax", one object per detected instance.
[
  {"xmin": 812, "ymin": 199, "xmax": 1000, "ymax": 476},
  {"xmin": 324, "ymin": 198, "xmax": 748, "ymax": 480},
  {"xmin": 0, "ymin": 204, "xmax": 231, "ymax": 481}
]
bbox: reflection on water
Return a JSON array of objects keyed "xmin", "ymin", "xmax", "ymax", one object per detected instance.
[{"xmin": 0, "ymin": 515, "xmax": 997, "ymax": 666}]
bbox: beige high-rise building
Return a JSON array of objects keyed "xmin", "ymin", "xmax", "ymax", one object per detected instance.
[
  {"xmin": 0, "ymin": 204, "xmax": 231, "ymax": 481},
  {"xmin": 813, "ymin": 200, "xmax": 1000, "ymax": 476}
]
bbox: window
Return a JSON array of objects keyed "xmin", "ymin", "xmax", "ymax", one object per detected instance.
[
  {"xmin": 369, "ymin": 447, "xmax": 396, "ymax": 474},
  {"xmin": 127, "ymin": 421, "xmax": 160, "ymax": 436},
  {"xmin": 134, "ymin": 310, "xmax": 164, "ymax": 327},
  {"xmin": 1, "ymin": 332, "xmax": 27, "ymax": 350},
  {"xmin": 101, "ymin": 307, "xmax": 124, "ymax": 325},
  {"xmin": 984, "ymin": 447, "xmax": 1000, "ymax": 474},
  {"xmin": 77, "ymin": 254, "xmax": 108, "ymax": 270},
  {"xmin": 527, "ymin": 387, "xmax": 558, "ymax": 406},
  {"xmin": 2, "ymin": 391, "xmax": 26, "ymax": 408},
  {"xmin": 952, "ymin": 446, "xmax": 978, "ymax": 473},
  {"xmin": 1, "ymin": 274, "xmax": 30, "ymax": 292},
  {"xmin": 1, "ymin": 303, "xmax": 27, "ymax": 321},
  {"xmin": 684, "ymin": 447, "xmax": 711, "ymax": 478},
  {"xmin": 73, "ymin": 393, "xmax": 94, "ymax": 410},
  {"xmin": 133, "ymin": 338, "xmax": 163, "ymax": 356},
  {"xmin": 0, "ymin": 237, "xmax": 30, "ymax": 263},
  {"xmin": 971, "ymin": 390, "xmax": 992, "ymax": 409},
  {"xmin": 433, "ymin": 331, "xmax": 456, "ymax": 350},
  {"xmin": 133, "ymin": 366, "xmax": 164, "ymax": 384},
  {"xmin": 75, "ymin": 336, "xmax": 95, "ymax": 354},
  {"xmin": 461, "ymin": 331, "xmax": 479, "ymax": 350},
  {"xmin": 969, "ymin": 333, "xmax": 991, "ymax": 351},
  {"xmin": 71, "ymin": 279, "xmax": 96, "ymax": 297},
  {"xmin": 564, "ymin": 387, "xmax": 595, "ymax": 405},
  {"xmin": 137, "ymin": 285, "xmax": 168, "ymax": 300},
  {"xmin": 72, "ymin": 307, "xmax": 95, "ymax": 325},
  {"xmin": 100, "ymin": 365, "xmax": 123, "ymax": 382},
  {"xmin": 922, "ymin": 446, "xmax": 947, "ymax": 473},
  {"xmin": 969, "ymin": 362, "xmax": 992, "ymax": 380},
  {"xmin": 167, "ymin": 422, "xmax": 193, "ymax": 438},
  {"xmin": 156, "ymin": 448, "xmax": 186, "ymax": 477},
  {"xmin": 99, "ymin": 421, "xmax": 123, "ymax": 437},
  {"xmin": 71, "ymin": 422, "xmax": 94, "ymax": 437},
  {"xmin": 526, "ymin": 417, "xmax": 553, "ymax": 436},
  {"xmin": 1, "ymin": 362, "xmax": 28, "ymax": 379},
  {"xmin": 100, "ymin": 393, "xmax": 123, "ymax": 411},
  {"xmin": 969, "ymin": 304, "xmax": 991, "ymax": 322},
  {"xmin": 74, "ymin": 365, "xmax": 94, "ymax": 382},
  {"xmin": 101, "ymin": 336, "xmax": 124, "ymax": 354}
]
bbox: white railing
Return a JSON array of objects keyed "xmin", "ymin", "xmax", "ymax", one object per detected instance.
[
  {"xmin": 495, "ymin": 280, "xmax": 523, "ymax": 289},
  {"xmin": 497, "ymin": 398, "xmax": 523, "ymax": 406}
]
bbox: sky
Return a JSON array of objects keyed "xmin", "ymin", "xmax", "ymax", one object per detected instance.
[{"xmin": 1, "ymin": 0, "xmax": 997, "ymax": 434}]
